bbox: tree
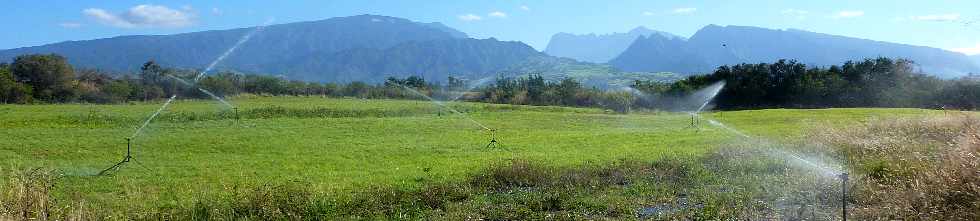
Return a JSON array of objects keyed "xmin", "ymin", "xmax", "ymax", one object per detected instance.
[
  {"xmin": 447, "ymin": 76, "xmax": 465, "ymax": 90},
  {"xmin": 103, "ymin": 80, "xmax": 133, "ymax": 102},
  {"xmin": 0, "ymin": 64, "xmax": 33, "ymax": 103},
  {"xmin": 10, "ymin": 54, "xmax": 75, "ymax": 101},
  {"xmin": 140, "ymin": 61, "xmax": 165, "ymax": 85},
  {"xmin": 555, "ymin": 77, "xmax": 581, "ymax": 106},
  {"xmin": 199, "ymin": 75, "xmax": 238, "ymax": 96}
]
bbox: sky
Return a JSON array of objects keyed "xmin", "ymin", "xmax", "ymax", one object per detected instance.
[{"xmin": 3, "ymin": 0, "xmax": 980, "ymax": 55}]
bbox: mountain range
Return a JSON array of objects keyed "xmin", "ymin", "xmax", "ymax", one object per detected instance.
[
  {"xmin": 543, "ymin": 27, "xmax": 682, "ymax": 63},
  {"xmin": 0, "ymin": 15, "xmax": 570, "ymax": 83},
  {"xmin": 607, "ymin": 25, "xmax": 979, "ymax": 78},
  {"xmin": 0, "ymin": 14, "xmax": 977, "ymax": 84}
]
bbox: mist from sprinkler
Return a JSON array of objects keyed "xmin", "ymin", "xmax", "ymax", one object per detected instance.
[
  {"xmin": 681, "ymin": 77, "xmax": 848, "ymax": 216},
  {"xmin": 692, "ymin": 81, "xmax": 726, "ymax": 114},
  {"xmin": 687, "ymin": 81, "xmax": 726, "ymax": 128},
  {"xmin": 701, "ymin": 113, "xmax": 844, "ymax": 177},
  {"xmin": 193, "ymin": 19, "xmax": 274, "ymax": 82},
  {"xmin": 399, "ymin": 84, "xmax": 491, "ymax": 131},
  {"xmin": 166, "ymin": 74, "xmax": 235, "ymax": 109},
  {"xmin": 399, "ymin": 84, "xmax": 501, "ymax": 147},
  {"xmin": 703, "ymin": 115, "xmax": 849, "ymax": 217},
  {"xmin": 448, "ymin": 76, "xmax": 495, "ymax": 102}
]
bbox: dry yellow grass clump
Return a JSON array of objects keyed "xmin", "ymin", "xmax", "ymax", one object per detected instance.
[
  {"xmin": 813, "ymin": 114, "xmax": 980, "ymax": 220},
  {"xmin": 1, "ymin": 169, "xmax": 87, "ymax": 221}
]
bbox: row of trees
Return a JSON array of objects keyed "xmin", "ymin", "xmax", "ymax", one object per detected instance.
[
  {"xmin": 1, "ymin": 54, "xmax": 978, "ymax": 111},
  {"xmin": 635, "ymin": 58, "xmax": 980, "ymax": 110},
  {"xmin": 0, "ymin": 54, "xmax": 416, "ymax": 104},
  {"xmin": 0, "ymin": 54, "xmax": 636, "ymax": 113}
]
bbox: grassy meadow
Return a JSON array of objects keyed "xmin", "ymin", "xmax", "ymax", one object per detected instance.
[{"xmin": 1, "ymin": 96, "xmax": 975, "ymax": 219}]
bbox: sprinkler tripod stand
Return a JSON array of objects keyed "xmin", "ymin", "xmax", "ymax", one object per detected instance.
[
  {"xmin": 98, "ymin": 138, "xmax": 134, "ymax": 175},
  {"xmin": 840, "ymin": 172, "xmax": 849, "ymax": 221},
  {"xmin": 233, "ymin": 107, "xmax": 240, "ymax": 122},
  {"xmin": 486, "ymin": 129, "xmax": 498, "ymax": 148},
  {"xmin": 688, "ymin": 114, "xmax": 701, "ymax": 130}
]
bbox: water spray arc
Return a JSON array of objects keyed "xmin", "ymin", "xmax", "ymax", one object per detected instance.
[
  {"xmin": 98, "ymin": 20, "xmax": 271, "ymax": 175},
  {"xmin": 687, "ymin": 81, "xmax": 726, "ymax": 129},
  {"xmin": 165, "ymin": 75, "xmax": 236, "ymax": 109},
  {"xmin": 131, "ymin": 95, "xmax": 178, "ymax": 139},
  {"xmin": 193, "ymin": 19, "xmax": 274, "ymax": 82},
  {"xmin": 398, "ymin": 85, "xmax": 498, "ymax": 147},
  {"xmin": 448, "ymin": 76, "xmax": 495, "ymax": 102},
  {"xmin": 400, "ymin": 85, "xmax": 490, "ymax": 131},
  {"xmin": 683, "ymin": 80, "xmax": 848, "ymax": 218},
  {"xmin": 701, "ymin": 113, "xmax": 850, "ymax": 219}
]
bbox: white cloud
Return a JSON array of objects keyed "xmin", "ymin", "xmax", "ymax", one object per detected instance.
[
  {"xmin": 520, "ymin": 5, "xmax": 530, "ymax": 11},
  {"xmin": 458, "ymin": 14, "xmax": 482, "ymax": 21},
  {"xmin": 950, "ymin": 43, "xmax": 980, "ymax": 55},
  {"xmin": 642, "ymin": 11, "xmax": 655, "ymax": 16},
  {"xmin": 58, "ymin": 22, "xmax": 82, "ymax": 28},
  {"xmin": 672, "ymin": 7, "xmax": 697, "ymax": 14},
  {"xmin": 488, "ymin": 11, "xmax": 507, "ymax": 18},
  {"xmin": 211, "ymin": 7, "xmax": 223, "ymax": 16},
  {"xmin": 781, "ymin": 9, "xmax": 809, "ymax": 19},
  {"xmin": 909, "ymin": 13, "xmax": 960, "ymax": 22},
  {"xmin": 83, "ymin": 4, "xmax": 195, "ymax": 28},
  {"xmin": 832, "ymin": 10, "xmax": 864, "ymax": 19}
]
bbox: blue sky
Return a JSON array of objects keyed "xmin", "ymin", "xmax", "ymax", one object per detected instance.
[{"xmin": 3, "ymin": 0, "xmax": 979, "ymax": 55}]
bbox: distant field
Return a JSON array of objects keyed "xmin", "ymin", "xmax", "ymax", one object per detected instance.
[{"xmin": 0, "ymin": 96, "xmax": 952, "ymax": 217}]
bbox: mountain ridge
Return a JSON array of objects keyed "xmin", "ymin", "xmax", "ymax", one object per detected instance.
[
  {"xmin": 609, "ymin": 24, "xmax": 980, "ymax": 77},
  {"xmin": 0, "ymin": 14, "xmax": 473, "ymax": 79},
  {"xmin": 543, "ymin": 26, "xmax": 680, "ymax": 63}
]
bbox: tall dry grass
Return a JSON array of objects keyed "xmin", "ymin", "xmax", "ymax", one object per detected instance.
[
  {"xmin": 812, "ymin": 114, "xmax": 980, "ymax": 220},
  {"xmin": 0, "ymin": 168, "xmax": 87, "ymax": 221}
]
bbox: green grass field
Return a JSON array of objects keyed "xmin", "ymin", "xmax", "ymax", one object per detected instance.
[{"xmin": 0, "ymin": 96, "xmax": 957, "ymax": 219}]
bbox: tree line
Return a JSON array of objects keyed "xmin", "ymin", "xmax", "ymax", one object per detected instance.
[
  {"xmin": 1, "ymin": 54, "xmax": 978, "ymax": 111},
  {"xmin": 632, "ymin": 58, "xmax": 980, "ymax": 110},
  {"xmin": 0, "ymin": 54, "xmax": 398, "ymax": 104}
]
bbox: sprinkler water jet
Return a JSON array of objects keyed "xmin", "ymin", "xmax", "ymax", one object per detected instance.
[
  {"xmin": 398, "ymin": 84, "xmax": 499, "ymax": 148},
  {"xmin": 97, "ymin": 20, "xmax": 269, "ymax": 176}
]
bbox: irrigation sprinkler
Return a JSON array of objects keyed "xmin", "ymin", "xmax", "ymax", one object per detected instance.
[
  {"xmin": 486, "ymin": 129, "xmax": 499, "ymax": 148},
  {"xmin": 93, "ymin": 21, "xmax": 268, "ymax": 177},
  {"xmin": 233, "ymin": 107, "xmax": 240, "ymax": 122},
  {"xmin": 98, "ymin": 138, "xmax": 133, "ymax": 175},
  {"xmin": 690, "ymin": 114, "xmax": 699, "ymax": 128},
  {"xmin": 840, "ymin": 172, "xmax": 849, "ymax": 221}
]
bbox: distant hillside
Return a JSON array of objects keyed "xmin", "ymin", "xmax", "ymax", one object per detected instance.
[
  {"xmin": 281, "ymin": 38, "xmax": 543, "ymax": 82},
  {"xmin": 607, "ymin": 34, "xmax": 704, "ymax": 74},
  {"xmin": 499, "ymin": 55, "xmax": 681, "ymax": 88},
  {"xmin": 610, "ymin": 25, "xmax": 980, "ymax": 78},
  {"xmin": 0, "ymin": 14, "xmax": 673, "ymax": 85},
  {"xmin": 972, "ymin": 55, "xmax": 980, "ymax": 69},
  {"xmin": 543, "ymin": 27, "xmax": 682, "ymax": 63},
  {"xmin": 0, "ymin": 14, "xmax": 510, "ymax": 82}
]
